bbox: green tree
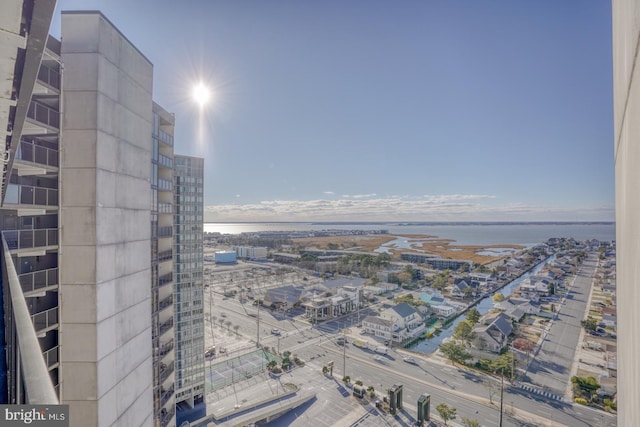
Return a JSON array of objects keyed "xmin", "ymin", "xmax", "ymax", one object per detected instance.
[
  {"xmin": 435, "ymin": 403, "xmax": 457, "ymax": 426},
  {"xmin": 492, "ymin": 293, "xmax": 505, "ymax": 303},
  {"xmin": 462, "ymin": 418, "xmax": 481, "ymax": 427},
  {"xmin": 581, "ymin": 317, "xmax": 598, "ymax": 332},
  {"xmin": 571, "ymin": 376, "xmax": 600, "ymax": 401},
  {"xmin": 466, "ymin": 308, "xmax": 481, "ymax": 325},
  {"xmin": 439, "ymin": 341, "xmax": 472, "ymax": 366},
  {"xmin": 453, "ymin": 321, "xmax": 476, "ymax": 345},
  {"xmin": 491, "ymin": 353, "xmax": 516, "ymax": 380}
]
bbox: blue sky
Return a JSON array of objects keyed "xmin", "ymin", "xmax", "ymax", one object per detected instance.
[{"xmin": 51, "ymin": 1, "xmax": 614, "ymax": 222}]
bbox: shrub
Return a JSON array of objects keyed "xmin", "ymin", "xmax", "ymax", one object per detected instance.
[
  {"xmin": 355, "ymin": 379, "xmax": 363, "ymax": 386},
  {"xmin": 342, "ymin": 375, "xmax": 351, "ymax": 383},
  {"xmin": 574, "ymin": 397, "xmax": 588, "ymax": 405}
]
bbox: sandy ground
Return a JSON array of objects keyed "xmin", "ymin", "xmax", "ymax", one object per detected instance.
[{"xmin": 293, "ymin": 234, "xmax": 523, "ymax": 265}]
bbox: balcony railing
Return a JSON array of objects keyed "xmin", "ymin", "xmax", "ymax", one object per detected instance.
[
  {"xmin": 31, "ymin": 307, "xmax": 58, "ymax": 334},
  {"xmin": 37, "ymin": 64, "xmax": 60, "ymax": 90},
  {"xmin": 154, "ymin": 294, "xmax": 173, "ymax": 316},
  {"xmin": 4, "ymin": 184, "xmax": 59, "ymax": 206},
  {"xmin": 158, "ymin": 318, "xmax": 174, "ymax": 337},
  {"xmin": 157, "ymin": 250, "xmax": 172, "ymax": 263},
  {"xmin": 158, "ymin": 154, "xmax": 173, "ymax": 169},
  {"xmin": 158, "ymin": 360, "xmax": 174, "ymax": 385},
  {"xmin": 16, "ymin": 140, "xmax": 59, "ymax": 168},
  {"xmin": 43, "ymin": 346, "xmax": 59, "ymax": 369},
  {"xmin": 158, "ymin": 226, "xmax": 172, "ymax": 238},
  {"xmin": 159, "ymin": 384, "xmax": 174, "ymax": 408},
  {"xmin": 157, "ymin": 178, "xmax": 172, "ymax": 192},
  {"xmin": 1, "ymin": 235, "xmax": 58, "ymax": 404},
  {"xmin": 159, "ymin": 406, "xmax": 175, "ymax": 427},
  {"xmin": 19, "ymin": 268, "xmax": 58, "ymax": 295},
  {"xmin": 158, "ymin": 203, "xmax": 173, "ymax": 214},
  {"xmin": 26, "ymin": 101, "xmax": 59, "ymax": 129},
  {"xmin": 157, "ymin": 129, "xmax": 173, "ymax": 147},
  {"xmin": 2, "ymin": 229, "xmax": 58, "ymax": 251}
]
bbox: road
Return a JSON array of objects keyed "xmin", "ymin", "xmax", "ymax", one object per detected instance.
[{"xmin": 522, "ymin": 253, "xmax": 599, "ymax": 398}]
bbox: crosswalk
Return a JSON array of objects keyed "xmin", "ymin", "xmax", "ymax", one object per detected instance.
[{"xmin": 518, "ymin": 383, "xmax": 564, "ymax": 401}]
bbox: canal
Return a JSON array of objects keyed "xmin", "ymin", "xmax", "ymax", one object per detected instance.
[{"xmin": 408, "ymin": 256, "xmax": 554, "ymax": 354}]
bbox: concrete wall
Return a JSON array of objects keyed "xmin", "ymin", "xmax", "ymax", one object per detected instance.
[
  {"xmin": 612, "ymin": 0, "xmax": 640, "ymax": 424},
  {"xmin": 60, "ymin": 12, "xmax": 153, "ymax": 427}
]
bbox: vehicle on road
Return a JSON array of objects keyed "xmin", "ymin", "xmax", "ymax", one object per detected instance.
[
  {"xmin": 373, "ymin": 355, "xmax": 385, "ymax": 363},
  {"xmin": 271, "ymin": 328, "xmax": 281, "ymax": 335},
  {"xmin": 205, "ymin": 346, "xmax": 216, "ymax": 360},
  {"xmin": 220, "ymin": 312, "xmax": 227, "ymax": 317},
  {"xmin": 403, "ymin": 356, "xmax": 417, "ymax": 364},
  {"xmin": 374, "ymin": 346, "xmax": 388, "ymax": 355},
  {"xmin": 336, "ymin": 337, "xmax": 348, "ymax": 345}
]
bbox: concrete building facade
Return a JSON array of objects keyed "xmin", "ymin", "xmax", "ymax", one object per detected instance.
[
  {"xmin": 60, "ymin": 11, "xmax": 154, "ymax": 426},
  {"xmin": 613, "ymin": 0, "xmax": 640, "ymax": 424}
]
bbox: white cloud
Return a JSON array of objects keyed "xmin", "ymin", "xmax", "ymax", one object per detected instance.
[{"xmin": 204, "ymin": 195, "xmax": 614, "ymax": 222}]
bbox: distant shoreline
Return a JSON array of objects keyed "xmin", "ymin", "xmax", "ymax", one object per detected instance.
[{"xmin": 206, "ymin": 221, "xmax": 615, "ymax": 226}]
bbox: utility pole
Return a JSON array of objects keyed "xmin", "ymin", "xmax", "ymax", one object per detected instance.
[
  {"xmin": 342, "ymin": 333, "xmax": 347, "ymax": 377},
  {"xmin": 499, "ymin": 369, "xmax": 504, "ymax": 427}
]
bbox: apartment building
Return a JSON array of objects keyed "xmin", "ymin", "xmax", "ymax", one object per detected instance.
[
  {"xmin": 1, "ymin": 6, "xmax": 204, "ymax": 427},
  {"xmin": 173, "ymin": 155, "xmax": 205, "ymax": 408}
]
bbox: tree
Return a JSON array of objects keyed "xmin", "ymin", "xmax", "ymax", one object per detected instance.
[
  {"xmin": 462, "ymin": 418, "xmax": 480, "ymax": 427},
  {"xmin": 581, "ymin": 317, "xmax": 598, "ymax": 332},
  {"xmin": 491, "ymin": 353, "xmax": 516, "ymax": 380},
  {"xmin": 466, "ymin": 308, "xmax": 481, "ymax": 325},
  {"xmin": 435, "ymin": 403, "xmax": 457, "ymax": 426},
  {"xmin": 439, "ymin": 341, "xmax": 472, "ymax": 366},
  {"xmin": 218, "ymin": 318, "xmax": 225, "ymax": 328},
  {"xmin": 571, "ymin": 376, "xmax": 600, "ymax": 401},
  {"xmin": 225, "ymin": 320, "xmax": 232, "ymax": 331},
  {"xmin": 453, "ymin": 321, "xmax": 476, "ymax": 345},
  {"xmin": 493, "ymin": 293, "xmax": 505, "ymax": 303},
  {"xmin": 233, "ymin": 325, "xmax": 240, "ymax": 336}
]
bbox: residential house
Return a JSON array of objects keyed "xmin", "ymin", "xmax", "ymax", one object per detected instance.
[
  {"xmin": 472, "ymin": 312, "xmax": 514, "ymax": 352},
  {"xmin": 495, "ymin": 297, "xmax": 540, "ymax": 321},
  {"xmin": 362, "ymin": 316, "xmax": 394, "ymax": 341},
  {"xmin": 380, "ymin": 302, "xmax": 426, "ymax": 341}
]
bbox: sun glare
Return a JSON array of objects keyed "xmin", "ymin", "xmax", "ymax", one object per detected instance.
[{"xmin": 192, "ymin": 83, "xmax": 211, "ymax": 107}]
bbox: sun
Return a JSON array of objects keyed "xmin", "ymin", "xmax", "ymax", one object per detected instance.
[{"xmin": 192, "ymin": 83, "xmax": 211, "ymax": 107}]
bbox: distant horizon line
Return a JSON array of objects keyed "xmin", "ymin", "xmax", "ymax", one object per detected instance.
[{"xmin": 204, "ymin": 220, "xmax": 615, "ymax": 225}]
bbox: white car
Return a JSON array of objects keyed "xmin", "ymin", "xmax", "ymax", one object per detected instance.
[
  {"xmin": 403, "ymin": 356, "xmax": 417, "ymax": 364},
  {"xmin": 373, "ymin": 355, "xmax": 386, "ymax": 363}
]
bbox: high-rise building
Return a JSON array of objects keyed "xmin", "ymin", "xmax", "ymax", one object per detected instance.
[
  {"xmin": 613, "ymin": 0, "xmax": 640, "ymax": 425},
  {"xmin": 0, "ymin": 0, "xmax": 60, "ymax": 406},
  {"xmin": 173, "ymin": 155, "xmax": 205, "ymax": 408},
  {"xmin": 151, "ymin": 103, "xmax": 177, "ymax": 426},
  {"xmin": 1, "ymin": 6, "xmax": 204, "ymax": 427}
]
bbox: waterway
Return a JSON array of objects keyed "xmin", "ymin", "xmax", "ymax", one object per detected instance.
[{"xmin": 408, "ymin": 256, "xmax": 554, "ymax": 354}]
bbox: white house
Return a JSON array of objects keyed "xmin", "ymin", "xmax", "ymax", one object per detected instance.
[{"xmin": 362, "ymin": 315, "xmax": 394, "ymax": 340}]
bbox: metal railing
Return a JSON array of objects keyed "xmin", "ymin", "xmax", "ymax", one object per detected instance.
[
  {"xmin": 3, "ymin": 184, "xmax": 59, "ymax": 206},
  {"xmin": 159, "ymin": 384, "xmax": 174, "ymax": 408},
  {"xmin": 158, "ymin": 203, "xmax": 173, "ymax": 214},
  {"xmin": 43, "ymin": 346, "xmax": 59, "ymax": 369},
  {"xmin": 158, "ymin": 154, "xmax": 173, "ymax": 169},
  {"xmin": 158, "ymin": 226, "xmax": 172, "ymax": 238},
  {"xmin": 31, "ymin": 307, "xmax": 58, "ymax": 334},
  {"xmin": 26, "ymin": 101, "xmax": 59, "ymax": 129},
  {"xmin": 159, "ymin": 406, "xmax": 175, "ymax": 427},
  {"xmin": 2, "ymin": 229, "xmax": 58, "ymax": 251},
  {"xmin": 19, "ymin": 268, "xmax": 58, "ymax": 295},
  {"xmin": 157, "ymin": 250, "xmax": 172, "ymax": 262},
  {"xmin": 157, "ymin": 178, "xmax": 172, "ymax": 192},
  {"xmin": 158, "ymin": 318, "xmax": 174, "ymax": 337},
  {"xmin": 37, "ymin": 64, "xmax": 60, "ymax": 90},
  {"xmin": 154, "ymin": 294, "xmax": 173, "ymax": 315},
  {"xmin": 16, "ymin": 140, "xmax": 59, "ymax": 168},
  {"xmin": 1, "ymin": 235, "xmax": 58, "ymax": 404},
  {"xmin": 158, "ymin": 360, "xmax": 174, "ymax": 385}
]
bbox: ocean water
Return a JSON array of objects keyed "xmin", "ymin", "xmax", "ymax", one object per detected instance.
[{"xmin": 203, "ymin": 222, "xmax": 615, "ymax": 246}]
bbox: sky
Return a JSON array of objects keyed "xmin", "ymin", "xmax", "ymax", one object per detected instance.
[{"xmin": 51, "ymin": 1, "xmax": 614, "ymax": 223}]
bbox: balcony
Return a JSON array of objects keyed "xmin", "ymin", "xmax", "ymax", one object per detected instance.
[
  {"xmin": 157, "ymin": 249, "xmax": 172, "ymax": 263},
  {"xmin": 43, "ymin": 346, "xmax": 59, "ymax": 370},
  {"xmin": 2, "ymin": 229, "xmax": 58, "ymax": 252},
  {"xmin": 158, "ymin": 226, "xmax": 172, "ymax": 238},
  {"xmin": 159, "ymin": 406, "xmax": 175, "ymax": 427},
  {"xmin": 1, "ymin": 235, "xmax": 58, "ymax": 404},
  {"xmin": 26, "ymin": 101, "xmax": 59, "ymax": 129},
  {"xmin": 158, "ymin": 153, "xmax": 173, "ymax": 169},
  {"xmin": 154, "ymin": 294, "xmax": 173, "ymax": 316},
  {"xmin": 15, "ymin": 140, "xmax": 58, "ymax": 168},
  {"xmin": 4, "ymin": 184, "xmax": 59, "ymax": 207},
  {"xmin": 36, "ymin": 64, "xmax": 60, "ymax": 90},
  {"xmin": 157, "ymin": 384, "xmax": 175, "ymax": 408},
  {"xmin": 19, "ymin": 267, "xmax": 57, "ymax": 296},
  {"xmin": 158, "ymin": 360, "xmax": 174, "ymax": 385},
  {"xmin": 31, "ymin": 306, "xmax": 58, "ymax": 336},
  {"xmin": 157, "ymin": 129, "xmax": 173, "ymax": 147},
  {"xmin": 157, "ymin": 178, "xmax": 172, "ymax": 192},
  {"xmin": 158, "ymin": 317, "xmax": 174, "ymax": 337}
]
